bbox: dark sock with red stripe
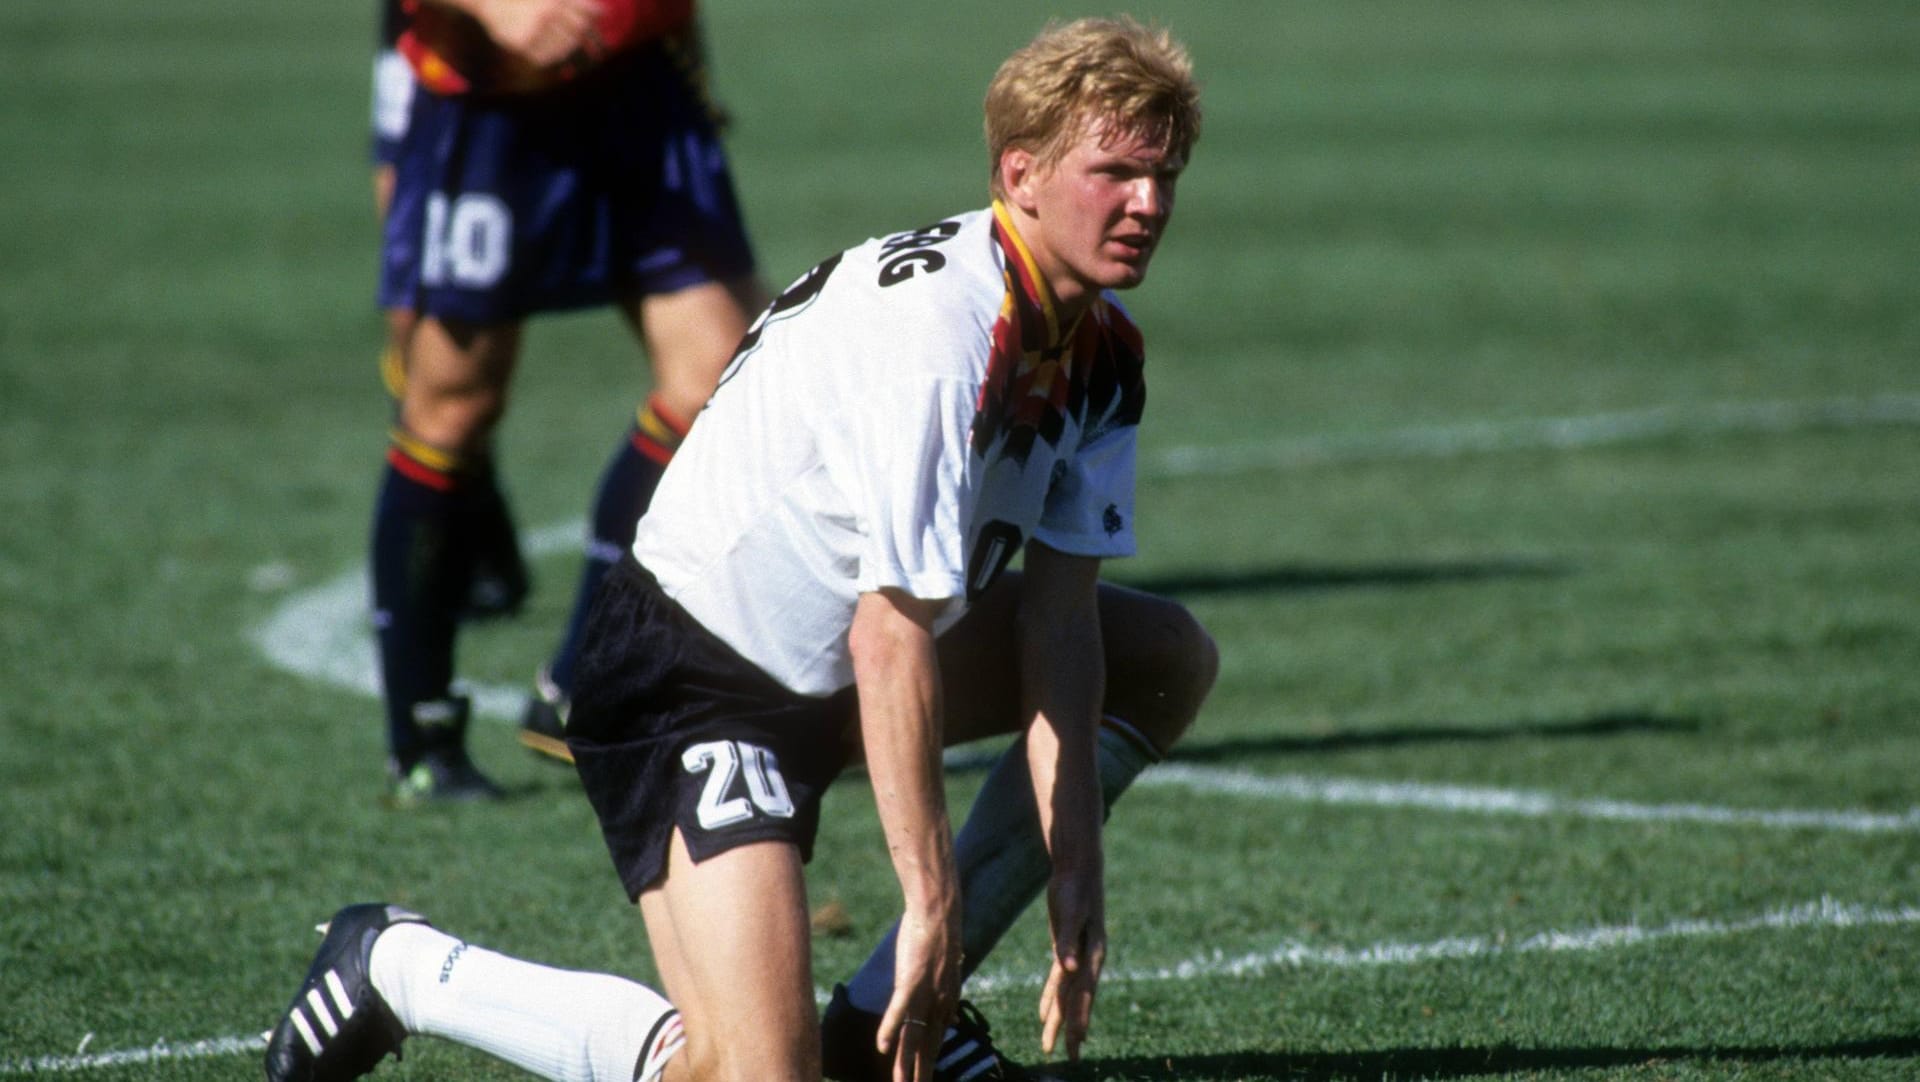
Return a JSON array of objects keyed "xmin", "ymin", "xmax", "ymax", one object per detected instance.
[
  {"xmin": 546, "ymin": 395, "xmax": 689, "ymax": 694},
  {"xmin": 459, "ymin": 457, "xmax": 529, "ymax": 619},
  {"xmin": 371, "ymin": 433, "xmax": 475, "ymax": 769}
]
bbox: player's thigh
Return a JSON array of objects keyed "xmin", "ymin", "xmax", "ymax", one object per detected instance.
[
  {"xmin": 400, "ymin": 317, "xmax": 523, "ymax": 449},
  {"xmin": 938, "ymin": 573, "xmax": 1216, "ymax": 751},
  {"xmin": 639, "ymin": 830, "xmax": 818, "ymax": 1082},
  {"xmin": 621, "ymin": 276, "xmax": 767, "ymax": 420}
]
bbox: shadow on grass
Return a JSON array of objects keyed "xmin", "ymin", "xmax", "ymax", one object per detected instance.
[
  {"xmin": 1108, "ymin": 556, "xmax": 1571, "ymax": 600},
  {"xmin": 1168, "ymin": 710, "xmax": 1700, "ymax": 763},
  {"xmin": 1057, "ymin": 1037, "xmax": 1920, "ymax": 1080}
]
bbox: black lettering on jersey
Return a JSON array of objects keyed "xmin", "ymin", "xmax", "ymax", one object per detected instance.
[
  {"xmin": 965, "ymin": 521, "xmax": 1024, "ymax": 600},
  {"xmin": 878, "ymin": 219, "xmax": 962, "ymax": 288},
  {"xmin": 715, "ymin": 253, "xmax": 842, "ymax": 392}
]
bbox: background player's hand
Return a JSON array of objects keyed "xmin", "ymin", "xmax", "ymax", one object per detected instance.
[
  {"xmin": 470, "ymin": 0, "xmax": 602, "ymax": 68},
  {"xmin": 1038, "ymin": 864, "xmax": 1106, "ymax": 1061},
  {"xmin": 879, "ymin": 902, "xmax": 962, "ymax": 1082}
]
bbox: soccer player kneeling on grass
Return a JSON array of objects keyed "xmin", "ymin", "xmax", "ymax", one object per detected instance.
[{"xmin": 265, "ymin": 17, "xmax": 1214, "ymax": 1082}]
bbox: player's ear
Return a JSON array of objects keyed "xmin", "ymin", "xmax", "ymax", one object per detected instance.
[{"xmin": 1000, "ymin": 147, "xmax": 1041, "ymax": 212}]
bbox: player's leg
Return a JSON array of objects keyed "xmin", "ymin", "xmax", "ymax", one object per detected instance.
[
  {"xmin": 371, "ymin": 315, "xmax": 521, "ymax": 803},
  {"xmin": 521, "ymin": 277, "xmax": 767, "ymax": 760},
  {"xmin": 939, "ymin": 576, "xmax": 1215, "ymax": 960},
  {"xmin": 263, "ymin": 902, "xmax": 686, "ymax": 1082},
  {"xmin": 935, "ymin": 574, "xmax": 1217, "ymax": 752},
  {"xmin": 381, "ymin": 305, "xmax": 530, "ymax": 622},
  {"xmin": 639, "ymin": 831, "xmax": 819, "ymax": 1082},
  {"xmin": 562, "ymin": 553, "xmax": 842, "ymax": 1082},
  {"xmin": 824, "ymin": 578, "xmax": 1217, "ymax": 1078}
]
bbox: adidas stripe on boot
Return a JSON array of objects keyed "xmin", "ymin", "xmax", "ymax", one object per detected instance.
[{"xmin": 264, "ymin": 903, "xmax": 428, "ymax": 1082}]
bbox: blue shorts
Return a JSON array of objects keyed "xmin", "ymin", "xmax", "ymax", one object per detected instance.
[{"xmin": 378, "ymin": 43, "xmax": 758, "ymax": 322}]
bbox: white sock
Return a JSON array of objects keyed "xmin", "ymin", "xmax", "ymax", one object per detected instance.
[
  {"xmin": 370, "ymin": 922, "xmax": 684, "ymax": 1082},
  {"xmin": 844, "ymin": 718, "xmax": 1161, "ymax": 1015}
]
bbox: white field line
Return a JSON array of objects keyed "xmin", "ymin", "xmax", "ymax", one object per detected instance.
[
  {"xmin": 1, "ymin": 1034, "xmax": 265, "ymax": 1075},
  {"xmin": 965, "ymin": 896, "xmax": 1920, "ymax": 994},
  {"xmin": 14, "ymin": 897, "xmax": 1918, "ymax": 1074},
  {"xmin": 252, "ymin": 393, "xmax": 1920, "ymax": 722},
  {"xmin": 1137, "ymin": 763, "xmax": 1920, "ymax": 835},
  {"xmin": 1148, "ymin": 393, "xmax": 1920, "ymax": 477}
]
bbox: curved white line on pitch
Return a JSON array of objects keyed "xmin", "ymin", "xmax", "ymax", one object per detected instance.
[
  {"xmin": 15, "ymin": 897, "xmax": 1914, "ymax": 1073},
  {"xmin": 249, "ymin": 520, "xmax": 584, "ymax": 723}
]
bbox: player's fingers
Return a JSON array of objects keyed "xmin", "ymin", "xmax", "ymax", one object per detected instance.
[
  {"xmin": 1060, "ymin": 927, "xmax": 1103, "ymax": 1060},
  {"xmin": 891, "ymin": 1016, "xmax": 931, "ymax": 1082},
  {"xmin": 1038, "ymin": 959, "xmax": 1069, "ymax": 1054}
]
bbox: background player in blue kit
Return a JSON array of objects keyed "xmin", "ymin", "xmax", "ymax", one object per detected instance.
[
  {"xmin": 370, "ymin": 0, "xmax": 770, "ymax": 803},
  {"xmin": 371, "ymin": 0, "xmax": 531, "ymax": 628},
  {"xmin": 267, "ymin": 16, "xmax": 1211, "ymax": 1082}
]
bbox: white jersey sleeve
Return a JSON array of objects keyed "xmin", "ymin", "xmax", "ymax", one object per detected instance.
[{"xmin": 1033, "ymin": 419, "xmax": 1138, "ymax": 559}]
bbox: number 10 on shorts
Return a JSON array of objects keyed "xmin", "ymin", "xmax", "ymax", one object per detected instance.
[{"xmin": 682, "ymin": 740, "xmax": 796, "ymax": 828}]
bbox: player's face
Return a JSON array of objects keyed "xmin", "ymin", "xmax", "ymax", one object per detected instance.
[{"xmin": 1015, "ymin": 118, "xmax": 1184, "ymax": 313}]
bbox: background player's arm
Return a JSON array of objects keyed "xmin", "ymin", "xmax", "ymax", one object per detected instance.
[
  {"xmin": 849, "ymin": 587, "xmax": 962, "ymax": 1082},
  {"xmin": 1017, "ymin": 540, "xmax": 1108, "ymax": 1061},
  {"xmin": 425, "ymin": 0, "xmax": 599, "ymax": 68}
]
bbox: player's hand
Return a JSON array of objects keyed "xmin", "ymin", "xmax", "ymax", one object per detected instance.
[
  {"xmin": 878, "ymin": 902, "xmax": 962, "ymax": 1082},
  {"xmin": 1038, "ymin": 864, "xmax": 1106, "ymax": 1061},
  {"xmin": 471, "ymin": 0, "xmax": 603, "ymax": 68}
]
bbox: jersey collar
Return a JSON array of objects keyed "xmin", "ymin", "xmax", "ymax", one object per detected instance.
[{"xmin": 991, "ymin": 200, "xmax": 1083, "ymax": 351}]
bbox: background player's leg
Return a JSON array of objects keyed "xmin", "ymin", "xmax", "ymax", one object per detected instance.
[
  {"xmin": 372, "ymin": 316, "xmax": 521, "ymax": 802},
  {"xmin": 639, "ymin": 830, "xmax": 819, "ymax": 1082},
  {"xmin": 382, "ymin": 309, "xmax": 529, "ymax": 621},
  {"xmin": 524, "ymin": 279, "xmax": 767, "ymax": 757}
]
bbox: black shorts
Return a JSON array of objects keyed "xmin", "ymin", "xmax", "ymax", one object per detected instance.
[{"xmin": 567, "ymin": 558, "xmax": 855, "ymax": 901}]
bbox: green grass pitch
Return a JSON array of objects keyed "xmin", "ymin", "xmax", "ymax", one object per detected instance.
[{"xmin": 3, "ymin": 1, "xmax": 1918, "ymax": 1080}]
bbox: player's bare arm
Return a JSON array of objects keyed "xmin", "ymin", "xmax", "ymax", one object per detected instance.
[
  {"xmin": 1016, "ymin": 542, "xmax": 1108, "ymax": 1061},
  {"xmin": 848, "ymin": 588, "xmax": 964, "ymax": 1082},
  {"xmin": 430, "ymin": 0, "xmax": 600, "ymax": 68}
]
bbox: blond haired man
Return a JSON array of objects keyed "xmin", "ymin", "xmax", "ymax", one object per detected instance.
[{"xmin": 265, "ymin": 18, "xmax": 1212, "ymax": 1082}]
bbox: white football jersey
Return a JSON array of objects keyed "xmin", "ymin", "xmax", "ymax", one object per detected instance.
[{"xmin": 633, "ymin": 203, "xmax": 1146, "ymax": 695}]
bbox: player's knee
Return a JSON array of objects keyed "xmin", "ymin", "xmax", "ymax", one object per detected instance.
[
  {"xmin": 674, "ymin": 1024, "xmax": 817, "ymax": 1082},
  {"xmin": 1157, "ymin": 601, "xmax": 1218, "ymax": 739},
  {"xmin": 1111, "ymin": 597, "xmax": 1217, "ymax": 753},
  {"xmin": 398, "ymin": 389, "xmax": 508, "ymax": 452}
]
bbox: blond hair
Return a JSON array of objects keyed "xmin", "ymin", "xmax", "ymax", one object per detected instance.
[{"xmin": 984, "ymin": 17, "xmax": 1202, "ymax": 198}]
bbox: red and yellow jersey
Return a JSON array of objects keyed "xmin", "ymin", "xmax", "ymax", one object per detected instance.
[{"xmin": 398, "ymin": 0, "xmax": 694, "ymax": 96}]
